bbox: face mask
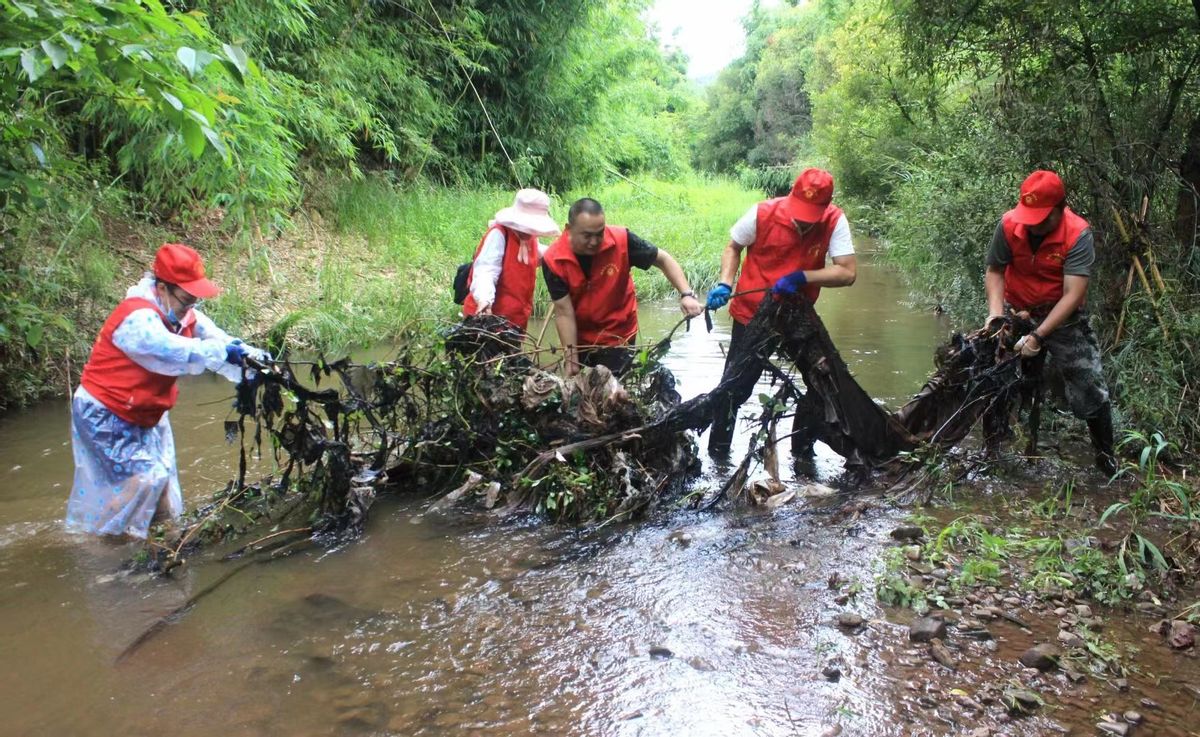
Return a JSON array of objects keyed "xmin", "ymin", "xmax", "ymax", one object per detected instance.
[{"xmin": 165, "ymin": 308, "xmax": 182, "ymax": 329}]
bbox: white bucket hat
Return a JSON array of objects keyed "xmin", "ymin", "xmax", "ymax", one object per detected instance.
[{"xmin": 493, "ymin": 188, "xmax": 561, "ymax": 238}]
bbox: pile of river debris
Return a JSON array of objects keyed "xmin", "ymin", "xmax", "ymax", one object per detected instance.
[{"xmin": 141, "ymin": 297, "xmax": 1040, "ymax": 570}]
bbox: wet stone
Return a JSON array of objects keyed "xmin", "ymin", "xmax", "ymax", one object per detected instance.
[
  {"xmin": 1097, "ymin": 720, "xmax": 1130, "ymax": 736},
  {"xmin": 837, "ymin": 612, "xmax": 865, "ymax": 628},
  {"xmin": 1124, "ymin": 711, "xmax": 1143, "ymax": 724},
  {"xmin": 1002, "ymin": 688, "xmax": 1042, "ymax": 715},
  {"xmin": 1057, "ymin": 630, "xmax": 1086, "ymax": 649},
  {"xmin": 1139, "ymin": 698, "xmax": 1159, "ymax": 709},
  {"xmin": 890, "ymin": 525, "xmax": 924, "ymax": 542},
  {"xmin": 959, "ymin": 625, "xmax": 992, "ymax": 641},
  {"xmin": 1167, "ymin": 620, "xmax": 1196, "ymax": 649},
  {"xmin": 909, "ymin": 616, "xmax": 947, "ymax": 643},
  {"xmin": 929, "ymin": 639, "xmax": 956, "ymax": 670},
  {"xmin": 649, "ymin": 646, "xmax": 674, "ymax": 660},
  {"xmin": 687, "ymin": 656, "xmax": 716, "ymax": 672},
  {"xmin": 904, "ymin": 545, "xmax": 922, "ymax": 561},
  {"xmin": 1019, "ymin": 643, "xmax": 1061, "ymax": 671},
  {"xmin": 822, "ymin": 663, "xmax": 843, "ymax": 682},
  {"xmin": 1114, "ymin": 678, "xmax": 1130, "ymax": 692}
]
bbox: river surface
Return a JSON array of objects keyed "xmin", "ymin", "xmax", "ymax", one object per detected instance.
[{"xmin": 3, "ymin": 253, "xmax": 1196, "ymax": 736}]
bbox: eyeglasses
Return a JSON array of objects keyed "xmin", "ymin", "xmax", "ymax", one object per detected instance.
[{"xmin": 168, "ymin": 285, "xmax": 202, "ymax": 311}]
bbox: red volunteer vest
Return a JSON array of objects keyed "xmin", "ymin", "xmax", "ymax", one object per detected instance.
[
  {"xmin": 729, "ymin": 200, "xmax": 844, "ymax": 325},
  {"xmin": 543, "ymin": 226, "xmax": 638, "ymax": 347},
  {"xmin": 80, "ymin": 297, "xmax": 196, "ymax": 427},
  {"xmin": 1001, "ymin": 207, "xmax": 1090, "ymax": 312},
  {"xmin": 462, "ymin": 225, "xmax": 539, "ymax": 330}
]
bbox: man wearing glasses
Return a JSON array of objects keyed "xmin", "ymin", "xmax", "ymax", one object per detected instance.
[{"xmin": 66, "ymin": 243, "xmax": 268, "ymax": 539}]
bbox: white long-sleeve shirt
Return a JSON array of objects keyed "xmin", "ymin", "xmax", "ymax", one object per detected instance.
[
  {"xmin": 468, "ymin": 229, "xmax": 549, "ymax": 307},
  {"xmin": 108, "ymin": 274, "xmax": 253, "ymax": 383}
]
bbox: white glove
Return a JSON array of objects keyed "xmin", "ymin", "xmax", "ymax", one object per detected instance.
[{"xmin": 1014, "ymin": 333, "xmax": 1042, "ymax": 358}]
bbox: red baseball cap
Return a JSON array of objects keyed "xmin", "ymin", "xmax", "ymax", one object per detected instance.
[
  {"xmin": 781, "ymin": 168, "xmax": 834, "ymax": 223},
  {"xmin": 1012, "ymin": 170, "xmax": 1066, "ymax": 225},
  {"xmin": 153, "ymin": 243, "xmax": 221, "ymax": 299}
]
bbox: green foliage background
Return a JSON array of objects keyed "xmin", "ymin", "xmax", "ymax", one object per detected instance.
[{"xmin": 0, "ymin": 0, "xmax": 700, "ymax": 410}]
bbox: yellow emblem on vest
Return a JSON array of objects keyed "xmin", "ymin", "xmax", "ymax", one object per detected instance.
[{"xmin": 602, "ymin": 263, "xmax": 618, "ymax": 277}]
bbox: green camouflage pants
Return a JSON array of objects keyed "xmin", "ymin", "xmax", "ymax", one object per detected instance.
[{"xmin": 1040, "ymin": 313, "xmax": 1110, "ymax": 421}]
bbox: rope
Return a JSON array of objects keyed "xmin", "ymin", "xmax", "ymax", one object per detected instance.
[{"xmin": 424, "ymin": 0, "xmax": 523, "ymax": 188}]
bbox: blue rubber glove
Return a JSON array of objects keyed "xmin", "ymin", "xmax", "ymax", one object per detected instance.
[
  {"xmin": 706, "ymin": 283, "xmax": 733, "ymax": 310},
  {"xmin": 225, "ymin": 341, "xmax": 249, "ymax": 366},
  {"xmin": 772, "ymin": 270, "xmax": 808, "ymax": 296}
]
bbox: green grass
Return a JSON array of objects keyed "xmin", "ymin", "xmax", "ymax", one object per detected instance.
[
  {"xmin": 240, "ymin": 172, "xmax": 763, "ymax": 355},
  {"xmin": 1, "ymin": 171, "xmax": 764, "ymax": 405}
]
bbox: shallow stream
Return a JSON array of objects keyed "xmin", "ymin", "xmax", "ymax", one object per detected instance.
[{"xmin": 3, "ymin": 253, "xmax": 1197, "ymax": 736}]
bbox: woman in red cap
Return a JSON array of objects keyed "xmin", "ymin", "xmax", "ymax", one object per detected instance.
[
  {"xmin": 461, "ymin": 188, "xmax": 561, "ymax": 331},
  {"xmin": 66, "ymin": 243, "xmax": 268, "ymax": 539},
  {"xmin": 703, "ymin": 167, "xmax": 858, "ymax": 463}
]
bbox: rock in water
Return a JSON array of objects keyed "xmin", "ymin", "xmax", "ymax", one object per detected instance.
[
  {"xmin": 1168, "ymin": 620, "xmax": 1196, "ymax": 649},
  {"xmin": 909, "ymin": 616, "xmax": 946, "ymax": 643},
  {"xmin": 837, "ymin": 612, "xmax": 865, "ymax": 628},
  {"xmin": 1019, "ymin": 643, "xmax": 1061, "ymax": 671},
  {"xmin": 1001, "ymin": 688, "xmax": 1041, "ymax": 715},
  {"xmin": 929, "ymin": 639, "xmax": 956, "ymax": 669},
  {"xmin": 890, "ymin": 525, "xmax": 924, "ymax": 542},
  {"xmin": 1097, "ymin": 720, "xmax": 1129, "ymax": 736}
]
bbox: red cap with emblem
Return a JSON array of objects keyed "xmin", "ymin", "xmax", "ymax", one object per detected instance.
[
  {"xmin": 152, "ymin": 243, "xmax": 221, "ymax": 299},
  {"xmin": 1012, "ymin": 170, "xmax": 1066, "ymax": 225},
  {"xmin": 781, "ymin": 168, "xmax": 834, "ymax": 223}
]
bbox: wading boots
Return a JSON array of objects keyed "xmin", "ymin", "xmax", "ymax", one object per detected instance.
[{"xmin": 1087, "ymin": 402, "xmax": 1118, "ymax": 477}]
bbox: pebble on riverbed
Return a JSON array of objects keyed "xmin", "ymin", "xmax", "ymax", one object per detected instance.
[
  {"xmin": 909, "ymin": 616, "xmax": 946, "ymax": 643},
  {"xmin": 890, "ymin": 525, "xmax": 924, "ymax": 542},
  {"xmin": 1018, "ymin": 643, "xmax": 1061, "ymax": 672},
  {"xmin": 836, "ymin": 612, "xmax": 865, "ymax": 629}
]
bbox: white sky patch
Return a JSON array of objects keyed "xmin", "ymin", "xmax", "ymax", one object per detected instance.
[{"xmin": 646, "ymin": 0, "xmax": 781, "ymax": 81}]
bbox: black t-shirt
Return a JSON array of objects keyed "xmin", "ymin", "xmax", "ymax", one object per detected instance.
[{"xmin": 542, "ymin": 230, "xmax": 659, "ymax": 301}]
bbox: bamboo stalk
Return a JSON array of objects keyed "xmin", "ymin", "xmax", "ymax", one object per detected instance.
[
  {"xmin": 1112, "ymin": 263, "xmax": 1136, "ymax": 348},
  {"xmin": 1132, "ymin": 255, "xmax": 1172, "ymax": 340}
]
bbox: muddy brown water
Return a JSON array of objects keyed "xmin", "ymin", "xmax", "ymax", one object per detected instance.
[{"xmin": 2, "ymin": 252, "xmax": 1197, "ymax": 736}]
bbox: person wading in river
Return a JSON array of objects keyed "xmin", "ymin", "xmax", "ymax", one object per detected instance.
[
  {"xmin": 66, "ymin": 243, "xmax": 268, "ymax": 539},
  {"xmin": 543, "ymin": 197, "xmax": 703, "ymax": 377},
  {"xmin": 984, "ymin": 170, "xmax": 1117, "ymax": 475},
  {"xmin": 462, "ymin": 188, "xmax": 561, "ymax": 331},
  {"xmin": 704, "ymin": 167, "xmax": 857, "ymax": 461}
]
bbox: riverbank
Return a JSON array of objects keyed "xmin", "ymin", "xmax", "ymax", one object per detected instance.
[{"xmin": 0, "ymin": 173, "xmax": 759, "ymax": 412}]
